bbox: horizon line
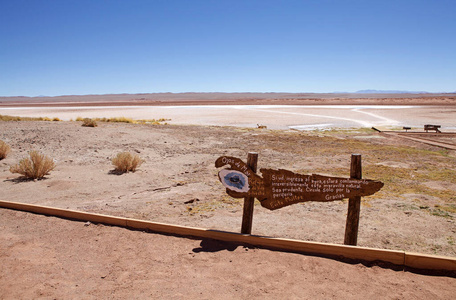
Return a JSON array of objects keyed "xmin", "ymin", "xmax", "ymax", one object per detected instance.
[{"xmin": 2, "ymin": 90, "xmax": 456, "ymax": 98}]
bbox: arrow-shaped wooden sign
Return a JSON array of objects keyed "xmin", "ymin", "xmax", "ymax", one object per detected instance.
[{"xmin": 216, "ymin": 156, "xmax": 384, "ymax": 210}]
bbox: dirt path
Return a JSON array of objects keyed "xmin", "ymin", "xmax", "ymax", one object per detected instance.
[{"xmin": 1, "ymin": 209, "xmax": 455, "ymax": 299}]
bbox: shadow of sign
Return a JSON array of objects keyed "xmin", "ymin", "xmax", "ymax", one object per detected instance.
[{"xmin": 192, "ymin": 238, "xmax": 239, "ymax": 253}]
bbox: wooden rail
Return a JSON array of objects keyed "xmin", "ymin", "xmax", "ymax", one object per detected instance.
[
  {"xmin": 383, "ymin": 132, "xmax": 456, "ymax": 150},
  {"xmin": 371, "ymin": 127, "xmax": 456, "ymax": 150},
  {"xmin": 1, "ymin": 200, "xmax": 455, "ymax": 272}
]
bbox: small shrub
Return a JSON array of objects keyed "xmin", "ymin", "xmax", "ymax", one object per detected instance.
[
  {"xmin": 82, "ymin": 118, "xmax": 98, "ymax": 127},
  {"xmin": 10, "ymin": 151, "xmax": 56, "ymax": 179},
  {"xmin": 112, "ymin": 152, "xmax": 143, "ymax": 173},
  {"xmin": 0, "ymin": 140, "xmax": 11, "ymax": 160}
]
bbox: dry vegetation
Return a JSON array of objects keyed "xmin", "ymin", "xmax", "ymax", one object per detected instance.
[
  {"xmin": 0, "ymin": 114, "xmax": 60, "ymax": 122},
  {"xmin": 76, "ymin": 116, "xmax": 169, "ymax": 125},
  {"xmin": 1, "ymin": 114, "xmax": 168, "ymax": 125},
  {"xmin": 0, "ymin": 140, "xmax": 11, "ymax": 160},
  {"xmin": 9, "ymin": 151, "xmax": 56, "ymax": 180},
  {"xmin": 111, "ymin": 152, "xmax": 143, "ymax": 173},
  {"xmin": 81, "ymin": 118, "xmax": 97, "ymax": 127}
]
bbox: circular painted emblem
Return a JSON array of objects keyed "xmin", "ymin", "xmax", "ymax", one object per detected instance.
[{"xmin": 218, "ymin": 169, "xmax": 250, "ymax": 193}]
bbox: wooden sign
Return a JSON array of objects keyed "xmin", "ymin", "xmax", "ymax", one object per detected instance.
[{"xmin": 216, "ymin": 156, "xmax": 383, "ymax": 210}]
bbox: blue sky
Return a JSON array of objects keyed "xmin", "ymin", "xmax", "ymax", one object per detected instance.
[{"xmin": 1, "ymin": 0, "xmax": 455, "ymax": 96}]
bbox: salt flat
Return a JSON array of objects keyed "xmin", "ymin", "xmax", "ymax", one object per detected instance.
[{"xmin": 1, "ymin": 105, "xmax": 454, "ymax": 130}]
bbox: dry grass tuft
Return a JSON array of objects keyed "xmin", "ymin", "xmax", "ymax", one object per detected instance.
[
  {"xmin": 82, "ymin": 118, "xmax": 98, "ymax": 127},
  {"xmin": 1, "ymin": 115, "xmax": 45, "ymax": 122},
  {"xmin": 74, "ymin": 116, "xmax": 170, "ymax": 125},
  {"xmin": 10, "ymin": 151, "xmax": 56, "ymax": 179},
  {"xmin": 0, "ymin": 115, "xmax": 62, "ymax": 122},
  {"xmin": 0, "ymin": 115, "xmax": 23, "ymax": 121},
  {"xmin": 0, "ymin": 140, "xmax": 11, "ymax": 160},
  {"xmin": 112, "ymin": 152, "xmax": 143, "ymax": 173},
  {"xmin": 106, "ymin": 117, "xmax": 136, "ymax": 123}
]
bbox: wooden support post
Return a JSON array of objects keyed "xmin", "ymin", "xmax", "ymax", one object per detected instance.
[
  {"xmin": 344, "ymin": 154, "xmax": 362, "ymax": 246},
  {"xmin": 241, "ymin": 152, "xmax": 258, "ymax": 234}
]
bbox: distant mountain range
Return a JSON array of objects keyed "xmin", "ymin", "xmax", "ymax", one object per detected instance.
[{"xmin": 355, "ymin": 90, "xmax": 429, "ymax": 94}]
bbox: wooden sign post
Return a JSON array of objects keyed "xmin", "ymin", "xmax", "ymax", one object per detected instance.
[
  {"xmin": 216, "ymin": 154, "xmax": 383, "ymax": 243},
  {"xmin": 344, "ymin": 154, "xmax": 362, "ymax": 246},
  {"xmin": 241, "ymin": 152, "xmax": 258, "ymax": 234}
]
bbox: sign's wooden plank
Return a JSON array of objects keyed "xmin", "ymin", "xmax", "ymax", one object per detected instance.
[{"xmin": 216, "ymin": 156, "xmax": 383, "ymax": 210}]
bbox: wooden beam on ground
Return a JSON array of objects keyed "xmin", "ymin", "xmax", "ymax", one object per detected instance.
[
  {"xmin": 405, "ymin": 252, "xmax": 456, "ymax": 271},
  {"xmin": 0, "ymin": 200, "xmax": 127, "ymax": 226},
  {"xmin": 380, "ymin": 132, "xmax": 456, "ymax": 150},
  {"xmin": 1, "ymin": 200, "xmax": 456, "ymax": 271}
]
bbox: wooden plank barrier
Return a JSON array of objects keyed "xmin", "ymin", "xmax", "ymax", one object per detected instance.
[
  {"xmin": 405, "ymin": 252, "xmax": 456, "ymax": 271},
  {"xmin": 1, "ymin": 200, "xmax": 455, "ymax": 271},
  {"xmin": 0, "ymin": 200, "xmax": 127, "ymax": 227}
]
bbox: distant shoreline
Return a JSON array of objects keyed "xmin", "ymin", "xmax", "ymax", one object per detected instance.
[{"xmin": 1, "ymin": 92, "xmax": 455, "ymax": 107}]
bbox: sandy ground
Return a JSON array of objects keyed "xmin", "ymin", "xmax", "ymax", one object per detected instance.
[
  {"xmin": 1, "ymin": 95, "xmax": 456, "ymax": 298},
  {"xmin": 1, "ymin": 208, "xmax": 456, "ymax": 299},
  {"xmin": 1, "ymin": 120, "xmax": 456, "ymax": 255}
]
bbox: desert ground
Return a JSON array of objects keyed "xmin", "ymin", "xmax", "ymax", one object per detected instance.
[
  {"xmin": 1, "ymin": 93, "xmax": 456, "ymax": 298},
  {"xmin": 2, "ymin": 209, "xmax": 456, "ymax": 299}
]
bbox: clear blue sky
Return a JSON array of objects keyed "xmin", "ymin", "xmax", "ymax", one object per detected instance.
[{"xmin": 1, "ymin": 0, "xmax": 455, "ymax": 96}]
